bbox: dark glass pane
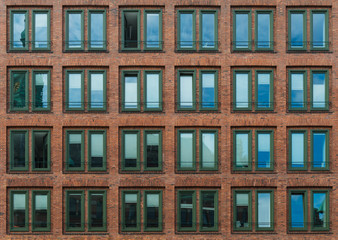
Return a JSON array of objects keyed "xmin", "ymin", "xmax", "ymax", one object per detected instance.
[
  {"xmin": 180, "ymin": 193, "xmax": 193, "ymax": 228},
  {"xmin": 146, "ymin": 193, "xmax": 160, "ymax": 228},
  {"xmin": 124, "ymin": 193, "xmax": 137, "ymax": 228},
  {"xmin": 68, "ymin": 193, "xmax": 82, "ymax": 228},
  {"xmin": 33, "ymin": 131, "xmax": 49, "ymax": 169},
  {"xmin": 13, "ymin": 193, "xmax": 26, "ymax": 228},
  {"xmin": 124, "ymin": 12, "xmax": 138, "ymax": 48},
  {"xmin": 291, "ymin": 193, "xmax": 305, "ymax": 228},
  {"xmin": 12, "ymin": 72, "xmax": 26, "ymax": 109},
  {"xmin": 13, "ymin": 13, "xmax": 26, "ymax": 48},
  {"xmin": 235, "ymin": 193, "xmax": 249, "ymax": 228},
  {"xmin": 90, "ymin": 133, "xmax": 104, "ymax": 168},
  {"xmin": 33, "ymin": 193, "xmax": 48, "ymax": 228},
  {"xmin": 12, "ymin": 132, "xmax": 26, "ymax": 168},
  {"xmin": 312, "ymin": 192, "xmax": 327, "ymax": 228},
  {"xmin": 68, "ymin": 133, "xmax": 82, "ymax": 168},
  {"xmin": 90, "ymin": 193, "xmax": 104, "ymax": 228},
  {"xmin": 202, "ymin": 192, "xmax": 215, "ymax": 228},
  {"xmin": 34, "ymin": 73, "xmax": 49, "ymax": 109},
  {"xmin": 146, "ymin": 133, "xmax": 159, "ymax": 168}
]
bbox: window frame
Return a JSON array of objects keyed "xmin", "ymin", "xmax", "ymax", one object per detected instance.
[
  {"xmin": 143, "ymin": 70, "xmax": 163, "ymax": 112},
  {"xmin": 233, "ymin": 130, "xmax": 252, "ymax": 171},
  {"xmin": 288, "ymin": 190, "xmax": 308, "ymax": 231},
  {"xmin": 255, "ymin": 10, "xmax": 274, "ymax": 51},
  {"xmin": 87, "ymin": 70, "xmax": 107, "ymax": 111},
  {"xmin": 310, "ymin": 70, "xmax": 329, "ymax": 111},
  {"xmin": 32, "ymin": 10, "xmax": 51, "ymax": 51},
  {"xmin": 233, "ymin": 190, "xmax": 252, "ymax": 231},
  {"xmin": 121, "ymin": 10, "xmax": 141, "ymax": 51},
  {"xmin": 255, "ymin": 190, "xmax": 274, "ymax": 231},
  {"xmin": 255, "ymin": 130, "xmax": 274, "ymax": 171},
  {"xmin": 233, "ymin": 70, "xmax": 252, "ymax": 111},
  {"xmin": 288, "ymin": 70, "xmax": 307, "ymax": 111},
  {"xmin": 143, "ymin": 130, "xmax": 163, "ymax": 171},
  {"xmin": 199, "ymin": 130, "xmax": 218, "ymax": 171},
  {"xmin": 177, "ymin": 70, "xmax": 196, "ymax": 111},
  {"xmin": 121, "ymin": 130, "xmax": 141, "ymax": 171},
  {"xmin": 199, "ymin": 70, "xmax": 218, "ymax": 111},
  {"xmin": 88, "ymin": 130, "xmax": 107, "ymax": 172},
  {"xmin": 87, "ymin": 9, "xmax": 107, "ymax": 51},
  {"xmin": 310, "ymin": 10, "xmax": 329, "ymax": 51},
  {"xmin": 10, "ymin": 10, "xmax": 29, "ymax": 51},
  {"xmin": 177, "ymin": 190, "xmax": 197, "ymax": 232},
  {"xmin": 121, "ymin": 190, "xmax": 141, "ymax": 232},
  {"xmin": 88, "ymin": 190, "xmax": 107, "ymax": 232},
  {"xmin": 255, "ymin": 70, "xmax": 274, "ymax": 111},
  {"xmin": 65, "ymin": 70, "xmax": 85, "ymax": 111},
  {"xmin": 310, "ymin": 190, "xmax": 330, "ymax": 231},
  {"xmin": 65, "ymin": 10, "xmax": 84, "ymax": 51},
  {"xmin": 65, "ymin": 190, "xmax": 85, "ymax": 232},
  {"xmin": 121, "ymin": 70, "xmax": 141, "ymax": 112},
  {"xmin": 177, "ymin": 10, "xmax": 196, "ymax": 51},
  {"xmin": 144, "ymin": 9, "xmax": 163, "ymax": 51},
  {"xmin": 310, "ymin": 130, "xmax": 329, "ymax": 171},
  {"xmin": 10, "ymin": 130, "xmax": 29, "ymax": 171},
  {"xmin": 32, "ymin": 70, "xmax": 51, "ymax": 111},
  {"xmin": 65, "ymin": 130, "xmax": 85, "ymax": 171},
  {"xmin": 288, "ymin": 130, "xmax": 308, "ymax": 171},
  {"xmin": 10, "ymin": 70, "xmax": 29, "ymax": 111},
  {"xmin": 31, "ymin": 130, "xmax": 51, "ymax": 171},
  {"xmin": 9, "ymin": 190, "xmax": 29, "ymax": 232},
  {"xmin": 199, "ymin": 10, "xmax": 218, "ymax": 51},
  {"xmin": 199, "ymin": 190, "xmax": 218, "ymax": 232},
  {"xmin": 144, "ymin": 190, "xmax": 163, "ymax": 232},
  {"xmin": 177, "ymin": 130, "xmax": 196, "ymax": 171},
  {"xmin": 288, "ymin": 10, "xmax": 307, "ymax": 51},
  {"xmin": 233, "ymin": 10, "xmax": 252, "ymax": 51},
  {"xmin": 32, "ymin": 190, "xmax": 51, "ymax": 232}
]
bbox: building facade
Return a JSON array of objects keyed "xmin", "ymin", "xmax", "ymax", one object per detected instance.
[{"xmin": 1, "ymin": 0, "xmax": 337, "ymax": 239}]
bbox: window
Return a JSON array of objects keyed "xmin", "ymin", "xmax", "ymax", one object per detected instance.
[
  {"xmin": 9, "ymin": 70, "xmax": 51, "ymax": 112},
  {"xmin": 233, "ymin": 129, "xmax": 274, "ymax": 171},
  {"xmin": 311, "ymin": 10, "xmax": 329, "ymax": 50},
  {"xmin": 65, "ymin": 9, "xmax": 107, "ymax": 51},
  {"xmin": 65, "ymin": 190, "xmax": 107, "ymax": 232},
  {"xmin": 121, "ymin": 9, "xmax": 162, "ymax": 51},
  {"xmin": 233, "ymin": 190, "xmax": 274, "ymax": 231},
  {"xmin": 10, "ymin": 190, "xmax": 51, "ymax": 232},
  {"xmin": 177, "ymin": 69, "xmax": 219, "ymax": 111},
  {"xmin": 121, "ymin": 70, "xmax": 163, "ymax": 112},
  {"xmin": 177, "ymin": 129, "xmax": 218, "ymax": 171},
  {"xmin": 9, "ymin": 9, "xmax": 50, "ymax": 51},
  {"xmin": 65, "ymin": 129, "xmax": 107, "ymax": 172},
  {"xmin": 177, "ymin": 190, "xmax": 218, "ymax": 232},
  {"xmin": 121, "ymin": 190, "xmax": 163, "ymax": 232},
  {"xmin": 9, "ymin": 129, "xmax": 51, "ymax": 172},
  {"xmin": 233, "ymin": 70, "xmax": 251, "ymax": 110},
  {"xmin": 121, "ymin": 130, "xmax": 162, "ymax": 172},
  {"xmin": 289, "ymin": 71, "xmax": 306, "ymax": 110},
  {"xmin": 288, "ymin": 189, "xmax": 329, "ymax": 231}
]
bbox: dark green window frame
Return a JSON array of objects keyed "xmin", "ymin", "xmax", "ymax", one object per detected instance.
[
  {"xmin": 10, "ymin": 130, "xmax": 29, "ymax": 171},
  {"xmin": 32, "ymin": 130, "xmax": 51, "ymax": 171},
  {"xmin": 177, "ymin": 130, "xmax": 196, "ymax": 171},
  {"xmin": 255, "ymin": 130, "xmax": 274, "ymax": 171},
  {"xmin": 121, "ymin": 70, "xmax": 141, "ymax": 112},
  {"xmin": 32, "ymin": 70, "xmax": 51, "ymax": 111},
  {"xmin": 288, "ymin": 190, "xmax": 308, "ymax": 231},
  {"xmin": 10, "ymin": 10, "xmax": 29, "ymax": 51},
  {"xmin": 9, "ymin": 190, "xmax": 29, "ymax": 232},
  {"xmin": 199, "ymin": 190, "xmax": 218, "ymax": 232},
  {"xmin": 143, "ymin": 70, "xmax": 163, "ymax": 112},
  {"xmin": 121, "ymin": 10, "xmax": 141, "ymax": 51},
  {"xmin": 199, "ymin": 130, "xmax": 218, "ymax": 171},
  {"xmin": 65, "ymin": 10, "xmax": 84, "ymax": 51},
  {"xmin": 255, "ymin": 10, "xmax": 274, "ymax": 51},
  {"xmin": 310, "ymin": 70, "xmax": 329, "ymax": 111},
  {"xmin": 65, "ymin": 190, "xmax": 85, "ymax": 232},
  {"xmin": 32, "ymin": 190, "xmax": 51, "ymax": 232},
  {"xmin": 177, "ymin": 190, "xmax": 197, "ymax": 232},
  {"xmin": 121, "ymin": 190, "xmax": 141, "ymax": 232},
  {"xmin": 233, "ymin": 130, "xmax": 252, "ymax": 171},
  {"xmin": 255, "ymin": 70, "xmax": 274, "ymax": 111},
  {"xmin": 88, "ymin": 190, "xmax": 107, "ymax": 232},
  {"xmin": 177, "ymin": 70, "xmax": 196, "ymax": 111},
  {"xmin": 199, "ymin": 10, "xmax": 218, "ymax": 51},
  {"xmin": 288, "ymin": 130, "xmax": 308, "ymax": 171},
  {"xmin": 310, "ymin": 10, "xmax": 329, "ymax": 51},
  {"xmin": 144, "ymin": 190, "xmax": 163, "ymax": 232},
  {"xmin": 255, "ymin": 190, "xmax": 274, "ymax": 231},
  {"xmin": 199, "ymin": 70, "xmax": 218, "ymax": 111},
  {"xmin": 233, "ymin": 190, "xmax": 252, "ymax": 231},
  {"xmin": 177, "ymin": 10, "xmax": 196, "ymax": 51},
  {"xmin": 288, "ymin": 10, "xmax": 307, "ymax": 51},
  {"xmin": 32, "ymin": 10, "xmax": 51, "ymax": 51},
  {"xmin": 65, "ymin": 70, "xmax": 85, "ymax": 111},
  {"xmin": 88, "ymin": 10, "xmax": 107, "ymax": 51},
  {"xmin": 10, "ymin": 70, "xmax": 29, "ymax": 111},
  {"xmin": 288, "ymin": 70, "xmax": 307, "ymax": 111},
  {"xmin": 310, "ymin": 190, "xmax": 329, "ymax": 231},
  {"xmin": 144, "ymin": 130, "xmax": 162, "ymax": 171},
  {"xmin": 310, "ymin": 130, "xmax": 329, "ymax": 171},
  {"xmin": 233, "ymin": 10, "xmax": 252, "ymax": 51},
  {"xmin": 88, "ymin": 130, "xmax": 107, "ymax": 171},
  {"xmin": 65, "ymin": 130, "xmax": 85, "ymax": 171},
  {"xmin": 144, "ymin": 10, "xmax": 163, "ymax": 51},
  {"xmin": 87, "ymin": 70, "xmax": 107, "ymax": 111},
  {"xmin": 121, "ymin": 130, "xmax": 140, "ymax": 171},
  {"xmin": 233, "ymin": 70, "xmax": 252, "ymax": 111}
]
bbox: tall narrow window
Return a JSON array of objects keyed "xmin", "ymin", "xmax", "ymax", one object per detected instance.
[
  {"xmin": 289, "ymin": 191, "xmax": 307, "ymax": 230},
  {"xmin": 66, "ymin": 71, "xmax": 84, "ymax": 110},
  {"xmin": 200, "ymin": 131, "xmax": 217, "ymax": 170},
  {"xmin": 256, "ymin": 191, "xmax": 273, "ymax": 230},
  {"xmin": 88, "ymin": 191, "xmax": 107, "ymax": 231},
  {"xmin": 255, "ymin": 11, "xmax": 273, "ymax": 50},
  {"xmin": 32, "ymin": 130, "xmax": 50, "ymax": 171},
  {"xmin": 289, "ymin": 71, "xmax": 306, "ymax": 110},
  {"xmin": 144, "ymin": 131, "xmax": 162, "ymax": 170},
  {"xmin": 234, "ymin": 71, "xmax": 251, "ymax": 110},
  {"xmin": 66, "ymin": 191, "xmax": 84, "ymax": 231},
  {"xmin": 66, "ymin": 131, "xmax": 84, "ymax": 171},
  {"xmin": 311, "ymin": 10, "xmax": 328, "ymax": 50},
  {"xmin": 32, "ymin": 191, "xmax": 50, "ymax": 231},
  {"xmin": 10, "ymin": 71, "xmax": 28, "ymax": 111},
  {"xmin": 178, "ymin": 11, "xmax": 195, "ymax": 50},
  {"xmin": 234, "ymin": 191, "xmax": 251, "ymax": 230},
  {"xmin": 256, "ymin": 131, "xmax": 273, "ymax": 170},
  {"xmin": 200, "ymin": 11, "xmax": 217, "ymax": 50},
  {"xmin": 88, "ymin": 10, "xmax": 106, "ymax": 50},
  {"xmin": 178, "ymin": 71, "xmax": 195, "ymax": 110},
  {"xmin": 144, "ymin": 10, "xmax": 162, "ymax": 50},
  {"xmin": 234, "ymin": 11, "xmax": 251, "ymax": 50},
  {"xmin": 311, "ymin": 191, "xmax": 329, "ymax": 230},
  {"xmin": 88, "ymin": 71, "xmax": 106, "ymax": 111},
  {"xmin": 10, "ymin": 130, "xmax": 28, "ymax": 171},
  {"xmin": 10, "ymin": 11, "xmax": 28, "ymax": 50},
  {"xmin": 200, "ymin": 71, "xmax": 217, "ymax": 110},
  {"xmin": 144, "ymin": 71, "xmax": 162, "ymax": 111},
  {"xmin": 290, "ymin": 131, "xmax": 307, "ymax": 170},
  {"xmin": 88, "ymin": 131, "xmax": 106, "ymax": 171},
  {"xmin": 66, "ymin": 11, "xmax": 84, "ymax": 50},
  {"xmin": 256, "ymin": 71, "xmax": 273, "ymax": 110},
  {"xmin": 144, "ymin": 191, "xmax": 162, "ymax": 231},
  {"xmin": 122, "ymin": 191, "xmax": 140, "ymax": 231},
  {"xmin": 289, "ymin": 11, "xmax": 306, "ymax": 50},
  {"xmin": 311, "ymin": 71, "xmax": 328, "ymax": 110},
  {"xmin": 32, "ymin": 71, "xmax": 50, "ymax": 111},
  {"xmin": 200, "ymin": 191, "xmax": 218, "ymax": 231},
  {"xmin": 10, "ymin": 191, "xmax": 28, "ymax": 231},
  {"xmin": 122, "ymin": 72, "xmax": 140, "ymax": 111},
  {"xmin": 178, "ymin": 131, "xmax": 196, "ymax": 170},
  {"xmin": 122, "ymin": 131, "xmax": 140, "ymax": 170},
  {"xmin": 177, "ymin": 191, "xmax": 196, "ymax": 231},
  {"xmin": 32, "ymin": 11, "xmax": 50, "ymax": 50},
  {"xmin": 234, "ymin": 131, "xmax": 251, "ymax": 170},
  {"xmin": 122, "ymin": 10, "xmax": 140, "ymax": 50},
  {"xmin": 311, "ymin": 131, "xmax": 328, "ymax": 170}
]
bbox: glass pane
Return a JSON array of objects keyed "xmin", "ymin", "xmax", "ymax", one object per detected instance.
[
  {"xmin": 201, "ymin": 13, "xmax": 215, "ymax": 48},
  {"xmin": 257, "ymin": 13, "xmax": 270, "ymax": 48},
  {"xmin": 13, "ymin": 193, "xmax": 26, "ymax": 228},
  {"xmin": 90, "ymin": 12, "xmax": 104, "ymax": 48},
  {"xmin": 291, "ymin": 132, "xmax": 305, "ymax": 168},
  {"xmin": 235, "ymin": 73, "xmax": 249, "ymax": 108},
  {"xmin": 291, "ymin": 193, "xmax": 305, "ymax": 228},
  {"xmin": 89, "ymin": 193, "xmax": 104, "ymax": 228},
  {"xmin": 180, "ymin": 193, "xmax": 193, "ymax": 228},
  {"xmin": 146, "ymin": 193, "xmax": 160, "ymax": 228},
  {"xmin": 33, "ymin": 131, "xmax": 49, "ymax": 169},
  {"xmin": 290, "ymin": 13, "xmax": 304, "ymax": 48},
  {"xmin": 179, "ymin": 74, "xmax": 193, "ymax": 108},
  {"xmin": 257, "ymin": 133, "xmax": 271, "ymax": 169},
  {"xmin": 90, "ymin": 133, "xmax": 104, "ymax": 168},
  {"xmin": 68, "ymin": 73, "xmax": 82, "ymax": 109},
  {"xmin": 34, "ymin": 193, "xmax": 48, "ymax": 229},
  {"xmin": 235, "ymin": 133, "xmax": 249, "ymax": 168},
  {"xmin": 12, "ymin": 13, "xmax": 26, "ymax": 48},
  {"xmin": 90, "ymin": 73, "xmax": 104, "ymax": 109},
  {"xmin": 12, "ymin": 132, "xmax": 26, "ymax": 168},
  {"xmin": 68, "ymin": 193, "xmax": 82, "ymax": 228},
  {"xmin": 146, "ymin": 13, "xmax": 160, "ymax": 48},
  {"xmin": 124, "ymin": 12, "xmax": 138, "ymax": 48},
  {"xmin": 68, "ymin": 13, "xmax": 82, "ymax": 48},
  {"xmin": 68, "ymin": 133, "xmax": 82, "ymax": 168},
  {"xmin": 235, "ymin": 193, "xmax": 249, "ymax": 228},
  {"xmin": 312, "ymin": 133, "xmax": 326, "ymax": 168},
  {"xmin": 312, "ymin": 13, "xmax": 326, "ymax": 48},
  {"xmin": 180, "ymin": 13, "xmax": 193, "ymax": 48},
  {"xmin": 312, "ymin": 192, "xmax": 327, "ymax": 228},
  {"xmin": 290, "ymin": 73, "xmax": 304, "ymax": 108},
  {"xmin": 146, "ymin": 133, "xmax": 160, "ymax": 169},
  {"xmin": 12, "ymin": 72, "xmax": 27, "ymax": 109},
  {"xmin": 201, "ymin": 192, "xmax": 216, "ymax": 228},
  {"xmin": 146, "ymin": 73, "xmax": 160, "ymax": 109},
  {"xmin": 124, "ymin": 193, "xmax": 138, "ymax": 228},
  {"xmin": 257, "ymin": 73, "xmax": 271, "ymax": 108},
  {"xmin": 180, "ymin": 132, "xmax": 194, "ymax": 168},
  {"xmin": 124, "ymin": 133, "xmax": 138, "ymax": 168},
  {"xmin": 201, "ymin": 73, "xmax": 215, "ymax": 108},
  {"xmin": 235, "ymin": 13, "xmax": 249, "ymax": 48},
  {"xmin": 34, "ymin": 13, "xmax": 48, "ymax": 48},
  {"xmin": 34, "ymin": 73, "xmax": 49, "ymax": 109},
  {"xmin": 201, "ymin": 132, "xmax": 216, "ymax": 168},
  {"xmin": 124, "ymin": 75, "xmax": 138, "ymax": 109},
  {"xmin": 257, "ymin": 192, "xmax": 271, "ymax": 228},
  {"xmin": 312, "ymin": 73, "xmax": 326, "ymax": 108}
]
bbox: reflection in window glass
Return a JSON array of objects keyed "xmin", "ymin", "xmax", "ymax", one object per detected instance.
[
  {"xmin": 291, "ymin": 132, "xmax": 305, "ymax": 168},
  {"xmin": 235, "ymin": 192, "xmax": 249, "ymax": 228},
  {"xmin": 89, "ymin": 12, "xmax": 104, "ymax": 48},
  {"xmin": 124, "ymin": 74, "xmax": 138, "ymax": 109},
  {"xmin": 146, "ymin": 12, "xmax": 160, "ymax": 48},
  {"xmin": 257, "ymin": 133, "xmax": 271, "ymax": 169},
  {"xmin": 33, "ymin": 12, "xmax": 48, "ymax": 48},
  {"xmin": 68, "ymin": 12, "xmax": 82, "ymax": 48},
  {"xmin": 201, "ymin": 192, "xmax": 216, "ymax": 229},
  {"xmin": 145, "ymin": 193, "xmax": 160, "ymax": 229},
  {"xmin": 12, "ymin": 72, "xmax": 27, "ymax": 109},
  {"xmin": 33, "ymin": 131, "xmax": 49, "ymax": 169},
  {"xmin": 33, "ymin": 193, "xmax": 48, "ymax": 229},
  {"xmin": 257, "ymin": 73, "xmax": 271, "ymax": 109},
  {"xmin": 235, "ymin": 132, "xmax": 249, "ymax": 168},
  {"xmin": 290, "ymin": 13, "xmax": 304, "ymax": 48},
  {"xmin": 145, "ymin": 73, "xmax": 160, "ymax": 109},
  {"xmin": 124, "ymin": 133, "xmax": 138, "ymax": 168},
  {"xmin": 13, "ymin": 193, "xmax": 27, "ymax": 229},
  {"xmin": 179, "ymin": 12, "xmax": 193, "ymax": 48},
  {"xmin": 68, "ymin": 193, "xmax": 83, "ymax": 228},
  {"xmin": 12, "ymin": 132, "xmax": 27, "ymax": 169},
  {"xmin": 235, "ymin": 73, "xmax": 249, "ymax": 108},
  {"xmin": 312, "ymin": 192, "xmax": 327, "ymax": 228},
  {"xmin": 89, "ymin": 193, "xmax": 104, "ymax": 228},
  {"xmin": 290, "ymin": 73, "xmax": 305, "ymax": 108},
  {"xmin": 312, "ymin": 13, "xmax": 326, "ymax": 48},
  {"xmin": 68, "ymin": 73, "xmax": 82, "ymax": 109},
  {"xmin": 90, "ymin": 73, "xmax": 104, "ymax": 109},
  {"xmin": 312, "ymin": 132, "xmax": 326, "ymax": 168},
  {"xmin": 201, "ymin": 73, "xmax": 215, "ymax": 109},
  {"xmin": 290, "ymin": 193, "xmax": 305, "ymax": 228},
  {"xmin": 68, "ymin": 133, "xmax": 82, "ymax": 168},
  {"xmin": 179, "ymin": 132, "xmax": 194, "ymax": 169},
  {"xmin": 90, "ymin": 133, "xmax": 104, "ymax": 168},
  {"xmin": 235, "ymin": 13, "xmax": 249, "ymax": 48},
  {"xmin": 257, "ymin": 13, "xmax": 271, "ymax": 48},
  {"xmin": 12, "ymin": 12, "xmax": 26, "ymax": 48},
  {"xmin": 33, "ymin": 72, "xmax": 49, "ymax": 109},
  {"xmin": 312, "ymin": 72, "xmax": 326, "ymax": 109},
  {"xmin": 201, "ymin": 12, "xmax": 215, "ymax": 48},
  {"xmin": 179, "ymin": 74, "xmax": 193, "ymax": 109},
  {"xmin": 145, "ymin": 132, "xmax": 160, "ymax": 169},
  {"xmin": 257, "ymin": 192, "xmax": 271, "ymax": 228},
  {"xmin": 124, "ymin": 193, "xmax": 138, "ymax": 228},
  {"xmin": 179, "ymin": 192, "xmax": 194, "ymax": 228},
  {"xmin": 201, "ymin": 132, "xmax": 216, "ymax": 169}
]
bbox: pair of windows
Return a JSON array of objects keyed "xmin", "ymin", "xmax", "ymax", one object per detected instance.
[
  {"xmin": 9, "ymin": 130, "xmax": 50, "ymax": 171},
  {"xmin": 177, "ymin": 10, "xmax": 218, "ymax": 51},
  {"xmin": 288, "ymin": 70, "xmax": 329, "ymax": 111},
  {"xmin": 288, "ymin": 9, "xmax": 329, "ymax": 51},
  {"xmin": 121, "ymin": 130, "xmax": 162, "ymax": 171},
  {"xmin": 289, "ymin": 130, "xmax": 329, "ymax": 171},
  {"xmin": 177, "ymin": 70, "xmax": 218, "ymax": 111},
  {"xmin": 121, "ymin": 190, "xmax": 162, "ymax": 232},
  {"xmin": 177, "ymin": 130, "xmax": 218, "ymax": 171},
  {"xmin": 65, "ymin": 9, "xmax": 107, "ymax": 51},
  {"xmin": 10, "ymin": 190, "xmax": 51, "ymax": 232},
  {"xmin": 233, "ymin": 10, "xmax": 273, "ymax": 51},
  {"xmin": 121, "ymin": 70, "xmax": 162, "ymax": 112},
  {"xmin": 10, "ymin": 9, "xmax": 50, "ymax": 51}
]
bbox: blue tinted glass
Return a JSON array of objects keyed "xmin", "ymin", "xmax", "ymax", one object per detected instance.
[
  {"xmin": 257, "ymin": 133, "xmax": 271, "ymax": 168},
  {"xmin": 68, "ymin": 73, "xmax": 82, "ymax": 108},
  {"xmin": 90, "ymin": 12, "xmax": 104, "ymax": 48},
  {"xmin": 257, "ymin": 73, "xmax": 271, "ymax": 108},
  {"xmin": 34, "ymin": 73, "xmax": 49, "ymax": 109},
  {"xmin": 68, "ymin": 13, "xmax": 82, "ymax": 48},
  {"xmin": 34, "ymin": 13, "xmax": 48, "ymax": 48},
  {"xmin": 312, "ymin": 73, "xmax": 326, "ymax": 108},
  {"xmin": 291, "ymin": 132, "xmax": 305, "ymax": 168},
  {"xmin": 201, "ymin": 13, "xmax": 215, "ymax": 48},
  {"xmin": 180, "ymin": 13, "xmax": 193, "ymax": 48},
  {"xmin": 313, "ymin": 133, "xmax": 326, "ymax": 168},
  {"xmin": 13, "ymin": 13, "xmax": 26, "ymax": 48},
  {"xmin": 257, "ymin": 13, "xmax": 270, "ymax": 48},
  {"xmin": 312, "ymin": 13, "xmax": 325, "ymax": 48},
  {"xmin": 90, "ymin": 73, "xmax": 104, "ymax": 109},
  {"xmin": 235, "ymin": 13, "xmax": 249, "ymax": 48},
  {"xmin": 201, "ymin": 73, "xmax": 215, "ymax": 108},
  {"xmin": 146, "ymin": 13, "xmax": 160, "ymax": 48},
  {"xmin": 291, "ymin": 193, "xmax": 305, "ymax": 228},
  {"xmin": 290, "ymin": 73, "xmax": 304, "ymax": 108},
  {"xmin": 313, "ymin": 193, "xmax": 327, "ymax": 228},
  {"xmin": 290, "ymin": 13, "xmax": 304, "ymax": 48}
]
